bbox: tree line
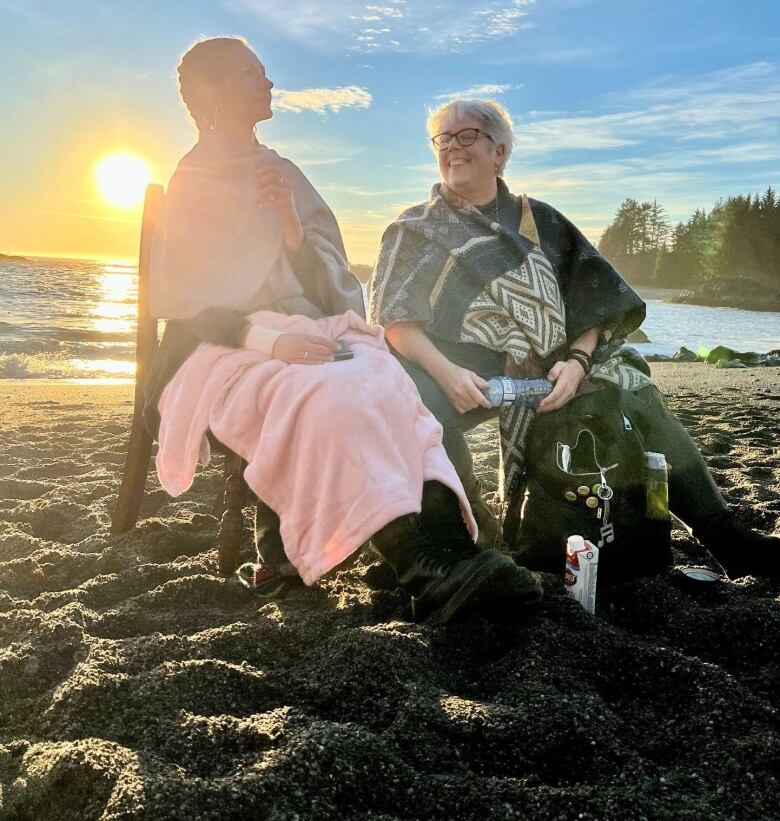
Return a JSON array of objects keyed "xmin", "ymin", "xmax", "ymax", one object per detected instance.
[{"xmin": 597, "ymin": 188, "xmax": 780, "ymax": 289}]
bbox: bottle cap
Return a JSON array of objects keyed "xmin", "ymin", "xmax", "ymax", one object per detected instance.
[
  {"xmin": 566, "ymin": 535, "xmax": 585, "ymax": 551},
  {"xmin": 645, "ymin": 451, "xmax": 667, "ymax": 470}
]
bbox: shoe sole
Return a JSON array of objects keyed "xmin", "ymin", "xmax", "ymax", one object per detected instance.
[
  {"xmin": 421, "ymin": 555, "xmax": 531, "ymax": 626},
  {"xmin": 235, "ymin": 565, "xmax": 294, "ymax": 599}
]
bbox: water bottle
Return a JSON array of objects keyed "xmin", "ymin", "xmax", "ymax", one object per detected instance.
[
  {"xmin": 645, "ymin": 451, "xmax": 670, "ymax": 520},
  {"xmin": 483, "ymin": 376, "xmax": 553, "ymax": 409}
]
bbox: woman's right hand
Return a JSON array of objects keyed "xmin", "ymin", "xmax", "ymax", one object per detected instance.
[
  {"xmin": 437, "ymin": 363, "xmax": 492, "ymax": 414},
  {"xmin": 271, "ymin": 333, "xmax": 339, "ymax": 365}
]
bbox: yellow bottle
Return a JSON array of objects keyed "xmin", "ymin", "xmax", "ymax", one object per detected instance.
[{"xmin": 645, "ymin": 452, "xmax": 670, "ymax": 520}]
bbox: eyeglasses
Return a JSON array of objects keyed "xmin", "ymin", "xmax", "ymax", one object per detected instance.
[{"xmin": 431, "ymin": 128, "xmax": 495, "ymax": 150}]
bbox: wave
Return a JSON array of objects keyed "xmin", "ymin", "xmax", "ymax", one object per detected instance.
[
  {"xmin": 0, "ymin": 353, "xmax": 135, "ymax": 380},
  {"xmin": 1, "ymin": 322, "xmax": 135, "ymax": 346}
]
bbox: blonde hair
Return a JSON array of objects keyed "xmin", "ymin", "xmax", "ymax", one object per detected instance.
[
  {"xmin": 177, "ymin": 36, "xmax": 251, "ymax": 131},
  {"xmin": 426, "ymin": 98, "xmax": 514, "ymax": 175}
]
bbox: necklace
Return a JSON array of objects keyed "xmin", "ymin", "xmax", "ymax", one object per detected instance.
[{"xmin": 475, "ymin": 196, "xmax": 500, "ymax": 224}]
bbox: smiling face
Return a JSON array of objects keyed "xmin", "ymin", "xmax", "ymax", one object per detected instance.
[
  {"xmin": 214, "ymin": 45, "xmax": 274, "ymax": 128},
  {"xmin": 435, "ymin": 112, "xmax": 506, "ymax": 204}
]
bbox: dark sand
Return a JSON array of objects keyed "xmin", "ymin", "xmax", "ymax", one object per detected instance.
[{"xmin": 1, "ymin": 365, "xmax": 779, "ymax": 820}]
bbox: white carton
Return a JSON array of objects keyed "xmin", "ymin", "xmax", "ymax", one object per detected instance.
[{"xmin": 564, "ymin": 535, "xmax": 600, "ymax": 614}]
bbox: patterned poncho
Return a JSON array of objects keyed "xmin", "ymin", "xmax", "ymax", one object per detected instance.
[{"xmin": 369, "ymin": 179, "xmax": 653, "ymax": 493}]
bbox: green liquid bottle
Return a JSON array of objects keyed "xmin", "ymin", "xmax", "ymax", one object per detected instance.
[{"xmin": 645, "ymin": 451, "xmax": 669, "ymax": 520}]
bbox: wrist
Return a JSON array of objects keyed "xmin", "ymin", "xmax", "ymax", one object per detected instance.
[
  {"xmin": 566, "ymin": 348, "xmax": 591, "ymax": 375},
  {"xmin": 279, "ymin": 204, "xmax": 302, "ymax": 243},
  {"xmin": 431, "ymin": 356, "xmax": 458, "ymax": 385}
]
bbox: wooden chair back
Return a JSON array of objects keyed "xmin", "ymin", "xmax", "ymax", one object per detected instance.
[
  {"xmin": 111, "ymin": 183, "xmax": 248, "ymax": 576},
  {"xmin": 111, "ymin": 184, "xmax": 163, "ymax": 533}
]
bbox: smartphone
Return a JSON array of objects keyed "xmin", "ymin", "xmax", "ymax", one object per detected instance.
[{"xmin": 334, "ymin": 342, "xmax": 354, "ymax": 361}]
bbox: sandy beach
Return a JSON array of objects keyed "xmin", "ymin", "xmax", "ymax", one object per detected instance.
[{"xmin": 1, "ymin": 363, "xmax": 779, "ymax": 820}]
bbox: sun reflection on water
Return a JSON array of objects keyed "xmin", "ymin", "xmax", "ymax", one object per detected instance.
[
  {"xmin": 90, "ymin": 263, "xmax": 138, "ymax": 336},
  {"xmin": 68, "ymin": 358, "xmax": 136, "ymax": 377}
]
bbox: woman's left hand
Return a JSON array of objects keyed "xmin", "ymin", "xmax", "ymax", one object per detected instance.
[
  {"xmin": 256, "ymin": 166, "xmax": 303, "ymax": 250},
  {"xmin": 537, "ymin": 359, "xmax": 587, "ymax": 413}
]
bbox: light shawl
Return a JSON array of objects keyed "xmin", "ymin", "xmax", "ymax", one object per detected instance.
[
  {"xmin": 369, "ymin": 179, "xmax": 652, "ymax": 494},
  {"xmin": 150, "ymin": 133, "xmax": 357, "ymax": 320}
]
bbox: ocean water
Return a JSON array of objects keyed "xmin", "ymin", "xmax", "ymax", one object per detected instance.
[
  {"xmin": 1, "ymin": 258, "xmax": 778, "ymax": 381},
  {"xmin": 0, "ymin": 257, "xmax": 138, "ymax": 381}
]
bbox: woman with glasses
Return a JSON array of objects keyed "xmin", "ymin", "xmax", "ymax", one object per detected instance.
[
  {"xmin": 145, "ymin": 41, "xmax": 540, "ymax": 624},
  {"xmin": 369, "ymin": 98, "xmax": 778, "ymax": 580}
]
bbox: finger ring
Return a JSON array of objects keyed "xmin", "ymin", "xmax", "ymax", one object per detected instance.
[{"xmin": 304, "ymin": 352, "xmax": 309, "ymax": 360}]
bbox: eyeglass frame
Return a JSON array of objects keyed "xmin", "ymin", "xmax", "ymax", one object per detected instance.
[{"xmin": 430, "ymin": 127, "xmax": 496, "ymax": 151}]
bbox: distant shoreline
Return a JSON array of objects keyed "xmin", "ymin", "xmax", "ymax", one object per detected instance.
[
  {"xmin": 0, "ymin": 252, "xmax": 31, "ymax": 262},
  {"xmin": 669, "ymin": 277, "xmax": 780, "ymax": 313}
]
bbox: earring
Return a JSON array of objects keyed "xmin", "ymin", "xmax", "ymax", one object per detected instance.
[{"xmin": 208, "ymin": 103, "xmax": 219, "ymax": 132}]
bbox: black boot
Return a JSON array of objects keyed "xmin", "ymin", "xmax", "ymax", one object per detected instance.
[
  {"xmin": 633, "ymin": 390, "xmax": 780, "ymax": 581},
  {"xmin": 421, "ymin": 481, "xmax": 542, "ymax": 607},
  {"xmin": 372, "ymin": 510, "xmax": 541, "ymax": 625},
  {"xmin": 421, "ymin": 481, "xmax": 477, "ymax": 553},
  {"xmin": 693, "ymin": 511, "xmax": 780, "ymax": 580}
]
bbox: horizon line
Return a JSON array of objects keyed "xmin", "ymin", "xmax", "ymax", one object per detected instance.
[{"xmin": 1, "ymin": 250, "xmax": 378, "ymax": 268}]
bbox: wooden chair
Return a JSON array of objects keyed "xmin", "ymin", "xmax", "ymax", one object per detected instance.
[{"xmin": 111, "ymin": 183, "xmax": 250, "ymax": 576}]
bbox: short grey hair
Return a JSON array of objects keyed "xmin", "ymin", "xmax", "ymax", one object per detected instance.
[{"xmin": 427, "ymin": 98, "xmax": 514, "ymax": 176}]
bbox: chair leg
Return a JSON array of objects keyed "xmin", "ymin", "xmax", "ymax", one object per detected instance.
[
  {"xmin": 112, "ymin": 183, "xmax": 160, "ymax": 535},
  {"xmin": 112, "ymin": 410, "xmax": 154, "ymax": 533},
  {"xmin": 211, "ymin": 458, "xmax": 230, "ymax": 519},
  {"xmin": 218, "ymin": 452, "xmax": 248, "ymax": 576}
]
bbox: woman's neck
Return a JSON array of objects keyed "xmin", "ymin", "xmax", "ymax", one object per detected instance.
[
  {"xmin": 203, "ymin": 123, "xmax": 257, "ymax": 147},
  {"xmin": 449, "ymin": 178, "xmax": 498, "ymax": 207}
]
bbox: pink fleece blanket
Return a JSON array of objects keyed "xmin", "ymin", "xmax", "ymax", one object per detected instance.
[{"xmin": 156, "ymin": 310, "xmax": 476, "ymax": 584}]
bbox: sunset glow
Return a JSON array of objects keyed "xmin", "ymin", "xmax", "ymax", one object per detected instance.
[
  {"xmin": 1, "ymin": 2, "xmax": 777, "ymax": 263},
  {"xmin": 95, "ymin": 154, "xmax": 151, "ymax": 209}
]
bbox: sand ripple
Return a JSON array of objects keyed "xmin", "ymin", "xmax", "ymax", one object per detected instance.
[{"xmin": 0, "ymin": 369, "xmax": 779, "ymax": 820}]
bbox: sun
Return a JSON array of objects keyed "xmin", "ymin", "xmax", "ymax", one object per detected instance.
[{"xmin": 95, "ymin": 153, "xmax": 152, "ymax": 209}]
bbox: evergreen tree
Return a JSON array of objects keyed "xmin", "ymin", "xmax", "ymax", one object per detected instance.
[
  {"xmin": 604, "ymin": 188, "xmax": 779, "ymax": 289},
  {"xmin": 599, "ymin": 198, "xmax": 669, "ymax": 284}
]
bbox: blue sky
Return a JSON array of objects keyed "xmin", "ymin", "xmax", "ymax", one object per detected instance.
[{"xmin": 1, "ymin": 0, "xmax": 778, "ymax": 262}]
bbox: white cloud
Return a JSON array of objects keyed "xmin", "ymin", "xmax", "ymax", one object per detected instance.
[
  {"xmin": 273, "ymin": 85, "xmax": 372, "ymax": 114},
  {"xmin": 434, "ymin": 83, "xmax": 520, "ymax": 101},
  {"xmin": 323, "ymin": 184, "xmax": 422, "ymax": 197},
  {"xmin": 269, "ymin": 135, "xmax": 365, "ymax": 166},
  {"xmin": 504, "ymin": 157, "xmax": 780, "ymax": 241},
  {"xmin": 511, "ymin": 62, "xmax": 780, "ymax": 157},
  {"xmin": 482, "ymin": 1, "xmax": 533, "ymax": 38},
  {"xmin": 491, "ymin": 63, "xmax": 780, "ymax": 240},
  {"xmin": 231, "ymin": 0, "xmax": 536, "ymax": 53}
]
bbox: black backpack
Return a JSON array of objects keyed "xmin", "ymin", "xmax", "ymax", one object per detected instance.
[{"xmin": 507, "ymin": 386, "xmax": 672, "ymax": 586}]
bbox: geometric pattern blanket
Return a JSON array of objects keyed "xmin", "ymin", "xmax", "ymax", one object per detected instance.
[{"xmin": 369, "ymin": 179, "xmax": 652, "ymax": 494}]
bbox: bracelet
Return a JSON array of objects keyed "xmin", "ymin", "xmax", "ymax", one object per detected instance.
[
  {"xmin": 568, "ymin": 347, "xmax": 593, "ymax": 367},
  {"xmin": 567, "ymin": 349, "xmax": 592, "ymax": 374}
]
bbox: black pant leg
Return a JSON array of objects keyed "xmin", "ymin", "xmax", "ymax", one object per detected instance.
[
  {"xmin": 400, "ymin": 359, "xmax": 498, "ymax": 490},
  {"xmin": 254, "ymin": 500, "xmax": 288, "ymax": 567}
]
